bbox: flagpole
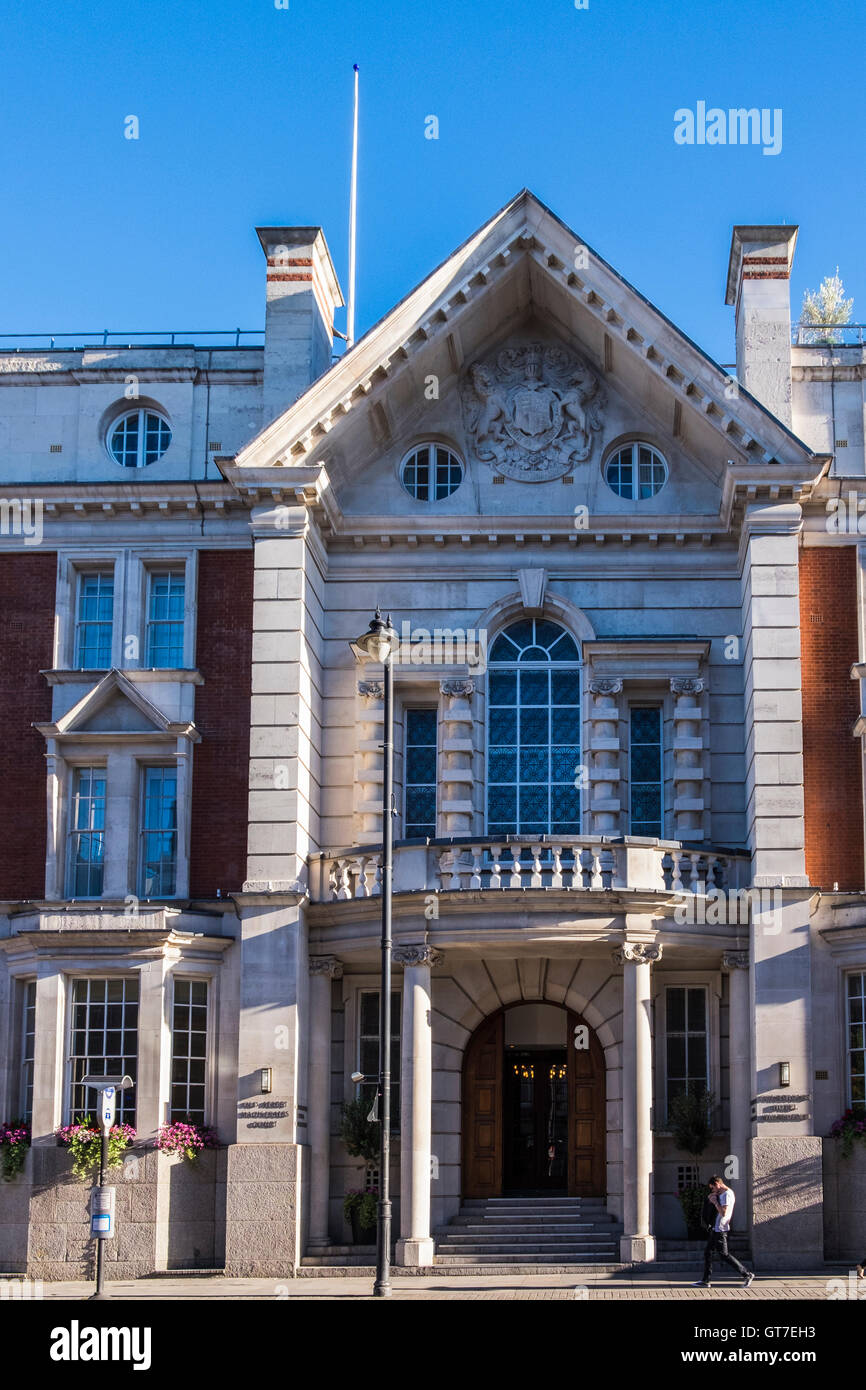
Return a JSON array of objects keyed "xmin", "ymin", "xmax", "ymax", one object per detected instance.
[{"xmin": 347, "ymin": 63, "xmax": 359, "ymax": 348}]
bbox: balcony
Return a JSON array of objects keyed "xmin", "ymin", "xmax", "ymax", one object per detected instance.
[{"xmin": 312, "ymin": 835, "xmax": 752, "ymax": 903}]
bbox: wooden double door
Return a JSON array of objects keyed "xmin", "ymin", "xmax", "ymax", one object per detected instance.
[{"xmin": 462, "ymin": 1007, "xmax": 605, "ymax": 1199}]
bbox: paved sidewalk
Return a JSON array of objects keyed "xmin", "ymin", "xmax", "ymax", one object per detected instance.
[{"xmin": 9, "ymin": 1270, "xmax": 848, "ymax": 1300}]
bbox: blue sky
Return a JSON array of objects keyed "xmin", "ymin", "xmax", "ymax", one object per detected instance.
[{"xmin": 0, "ymin": 0, "xmax": 862, "ymax": 363}]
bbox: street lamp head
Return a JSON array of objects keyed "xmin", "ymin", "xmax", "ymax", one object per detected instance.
[
  {"xmin": 349, "ymin": 607, "xmax": 397, "ymax": 665},
  {"xmin": 350, "ymin": 1070, "xmax": 365, "ymax": 1084}
]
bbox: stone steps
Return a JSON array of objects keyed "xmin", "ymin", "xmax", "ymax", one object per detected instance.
[{"xmin": 433, "ymin": 1195, "xmax": 623, "ymax": 1265}]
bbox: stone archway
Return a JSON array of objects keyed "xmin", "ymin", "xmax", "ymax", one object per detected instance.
[{"xmin": 462, "ymin": 1002, "xmax": 606, "ymax": 1199}]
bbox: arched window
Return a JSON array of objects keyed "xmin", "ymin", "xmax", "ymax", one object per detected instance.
[{"xmin": 486, "ymin": 619, "xmax": 581, "ymax": 836}]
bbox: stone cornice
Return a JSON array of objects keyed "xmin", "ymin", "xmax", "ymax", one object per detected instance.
[
  {"xmin": 0, "ymin": 927, "xmax": 233, "ymax": 953},
  {"xmin": 0, "ymin": 480, "xmax": 250, "ymax": 521}
]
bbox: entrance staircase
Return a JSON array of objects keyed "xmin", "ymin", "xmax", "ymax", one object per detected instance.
[{"xmin": 433, "ymin": 1196, "xmax": 623, "ymax": 1267}]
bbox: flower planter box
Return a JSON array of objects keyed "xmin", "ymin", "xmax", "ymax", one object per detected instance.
[{"xmin": 349, "ymin": 1208, "xmax": 376, "ymax": 1245}]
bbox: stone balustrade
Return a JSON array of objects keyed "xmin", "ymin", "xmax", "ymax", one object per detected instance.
[{"xmin": 314, "ymin": 836, "xmax": 751, "ymax": 902}]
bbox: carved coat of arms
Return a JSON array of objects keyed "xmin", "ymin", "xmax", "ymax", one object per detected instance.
[{"xmin": 460, "ymin": 341, "xmax": 605, "ymax": 481}]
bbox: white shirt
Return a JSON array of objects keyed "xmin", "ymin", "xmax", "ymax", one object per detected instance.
[{"xmin": 713, "ymin": 1187, "xmax": 735, "ymax": 1232}]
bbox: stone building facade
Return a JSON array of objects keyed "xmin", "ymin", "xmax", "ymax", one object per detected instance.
[{"xmin": 1, "ymin": 192, "xmax": 865, "ymax": 1276}]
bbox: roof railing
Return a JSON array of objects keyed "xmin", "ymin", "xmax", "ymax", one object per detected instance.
[
  {"xmin": 0, "ymin": 329, "xmax": 265, "ymax": 350},
  {"xmin": 792, "ymin": 323, "xmax": 865, "ymax": 347}
]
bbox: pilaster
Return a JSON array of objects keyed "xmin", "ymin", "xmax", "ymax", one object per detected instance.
[
  {"xmin": 588, "ymin": 678, "xmax": 622, "ymax": 834},
  {"xmin": 354, "ymin": 680, "xmax": 385, "ymax": 844},
  {"xmin": 439, "ymin": 680, "xmax": 475, "ymax": 836},
  {"xmin": 670, "ymin": 677, "xmax": 706, "ymax": 841}
]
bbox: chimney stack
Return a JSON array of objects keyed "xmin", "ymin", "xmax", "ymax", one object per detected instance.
[
  {"xmin": 257, "ymin": 226, "xmax": 344, "ymax": 422},
  {"xmin": 725, "ymin": 225, "xmax": 798, "ymax": 427}
]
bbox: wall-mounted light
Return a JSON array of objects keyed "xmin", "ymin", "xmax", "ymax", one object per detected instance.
[
  {"xmin": 260, "ymin": 1067, "xmax": 272, "ymax": 1094},
  {"xmin": 779, "ymin": 1061, "xmax": 790, "ymax": 1088}
]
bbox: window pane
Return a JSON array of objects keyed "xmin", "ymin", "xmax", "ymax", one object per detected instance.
[
  {"xmin": 687, "ymin": 988, "xmax": 707, "ymax": 1032},
  {"xmin": 666, "ymin": 988, "xmax": 686, "ymax": 1033},
  {"xmin": 488, "ymin": 671, "xmax": 517, "ymax": 704},
  {"xmin": 667, "ymin": 1036, "xmax": 687, "ymax": 1077}
]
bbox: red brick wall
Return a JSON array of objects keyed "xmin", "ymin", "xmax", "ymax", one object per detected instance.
[
  {"xmin": 799, "ymin": 545, "xmax": 864, "ymax": 890},
  {"xmin": 189, "ymin": 549, "xmax": 253, "ymax": 897},
  {"xmin": 0, "ymin": 553, "xmax": 56, "ymax": 899}
]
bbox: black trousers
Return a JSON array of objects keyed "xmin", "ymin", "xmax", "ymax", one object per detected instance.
[{"xmin": 703, "ymin": 1230, "xmax": 748, "ymax": 1281}]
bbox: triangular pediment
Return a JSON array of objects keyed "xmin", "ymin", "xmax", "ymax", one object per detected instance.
[
  {"xmin": 219, "ymin": 189, "xmax": 828, "ymax": 537},
  {"xmin": 35, "ymin": 670, "xmax": 199, "ymax": 741}
]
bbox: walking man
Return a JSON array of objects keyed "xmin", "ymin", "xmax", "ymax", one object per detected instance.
[{"xmin": 695, "ymin": 1175, "xmax": 754, "ymax": 1288}]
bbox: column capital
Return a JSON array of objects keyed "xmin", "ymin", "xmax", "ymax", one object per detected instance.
[
  {"xmin": 440, "ymin": 679, "xmax": 475, "ymax": 697},
  {"xmin": 670, "ymin": 677, "xmax": 704, "ymax": 696},
  {"xmin": 612, "ymin": 942, "xmax": 663, "ymax": 966},
  {"xmin": 309, "ymin": 955, "xmax": 343, "ymax": 980},
  {"xmin": 358, "ymin": 680, "xmax": 384, "ymax": 699},
  {"xmin": 722, "ymin": 950, "xmax": 749, "ymax": 971},
  {"xmin": 589, "ymin": 677, "xmax": 623, "ymax": 695},
  {"xmin": 393, "ymin": 944, "xmax": 443, "ymax": 968}
]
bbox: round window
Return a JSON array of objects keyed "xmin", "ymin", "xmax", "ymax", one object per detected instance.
[
  {"xmin": 108, "ymin": 409, "xmax": 172, "ymax": 468},
  {"xmin": 400, "ymin": 444, "xmax": 464, "ymax": 501},
  {"xmin": 604, "ymin": 443, "xmax": 667, "ymax": 499}
]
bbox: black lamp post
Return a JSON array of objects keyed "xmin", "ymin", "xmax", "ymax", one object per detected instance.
[{"xmin": 349, "ymin": 608, "xmax": 397, "ymax": 1298}]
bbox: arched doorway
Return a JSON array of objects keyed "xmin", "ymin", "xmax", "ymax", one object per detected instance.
[{"xmin": 462, "ymin": 1003, "xmax": 606, "ymax": 1198}]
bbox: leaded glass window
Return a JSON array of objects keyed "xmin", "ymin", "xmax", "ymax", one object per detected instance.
[
  {"xmin": 665, "ymin": 986, "xmax": 708, "ymax": 1119},
  {"xmin": 630, "ymin": 706, "xmax": 663, "ymax": 836},
  {"xmin": 486, "ymin": 619, "xmax": 581, "ymax": 836},
  {"xmin": 848, "ymin": 972, "xmax": 866, "ymax": 1107},
  {"xmin": 404, "ymin": 708, "xmax": 437, "ymax": 837}
]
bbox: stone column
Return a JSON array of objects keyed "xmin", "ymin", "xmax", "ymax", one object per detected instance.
[
  {"xmin": 613, "ymin": 941, "xmax": 661, "ymax": 1262},
  {"xmin": 307, "ymin": 955, "xmax": 342, "ymax": 1249},
  {"xmin": 394, "ymin": 944, "xmax": 442, "ymax": 1267},
  {"xmin": 440, "ymin": 681, "xmax": 474, "ymax": 836},
  {"xmin": 588, "ymin": 679, "xmax": 622, "ymax": 834},
  {"xmin": 670, "ymin": 678, "xmax": 706, "ymax": 841},
  {"xmin": 723, "ymin": 951, "xmax": 750, "ymax": 1232}
]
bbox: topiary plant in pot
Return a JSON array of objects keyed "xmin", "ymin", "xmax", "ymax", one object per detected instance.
[
  {"xmin": 340, "ymin": 1098, "xmax": 380, "ymax": 1242},
  {"xmin": 668, "ymin": 1087, "xmax": 714, "ymax": 1156}
]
